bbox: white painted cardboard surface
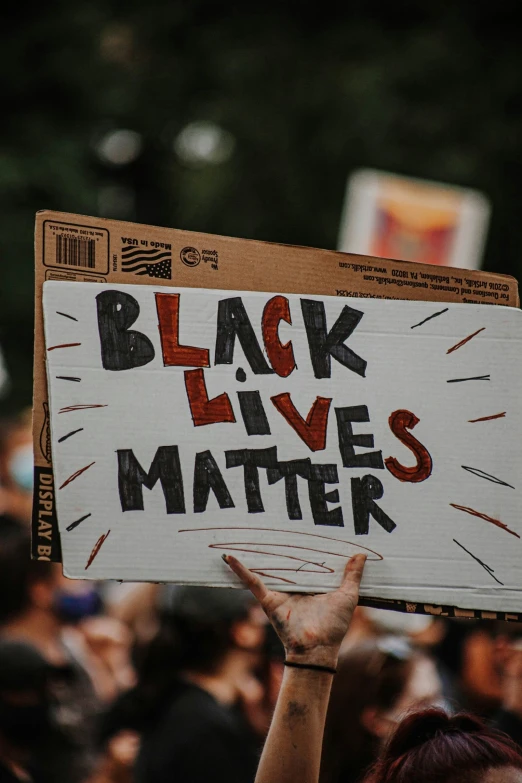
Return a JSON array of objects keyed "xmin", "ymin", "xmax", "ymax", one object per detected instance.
[{"xmin": 43, "ymin": 281, "xmax": 522, "ymax": 612}]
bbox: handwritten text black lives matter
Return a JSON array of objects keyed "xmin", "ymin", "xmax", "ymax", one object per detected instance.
[{"xmin": 94, "ymin": 288, "xmax": 434, "ymax": 536}]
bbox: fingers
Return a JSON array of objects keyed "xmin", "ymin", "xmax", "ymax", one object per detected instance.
[
  {"xmin": 339, "ymin": 553, "xmax": 367, "ymax": 595},
  {"xmin": 222, "ymin": 553, "xmax": 269, "ymax": 604}
]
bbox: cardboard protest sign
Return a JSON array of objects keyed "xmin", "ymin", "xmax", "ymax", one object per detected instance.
[
  {"xmin": 42, "ymin": 280, "xmax": 522, "ymax": 614},
  {"xmin": 339, "ymin": 170, "xmax": 490, "ymax": 270}
]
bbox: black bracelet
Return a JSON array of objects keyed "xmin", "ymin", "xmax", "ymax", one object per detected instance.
[{"xmin": 284, "ymin": 660, "xmax": 337, "ymax": 675}]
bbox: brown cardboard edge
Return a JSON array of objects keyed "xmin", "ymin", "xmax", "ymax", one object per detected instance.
[
  {"xmin": 359, "ymin": 597, "xmax": 522, "ymax": 622},
  {"xmin": 34, "ymin": 209, "xmax": 520, "ymax": 307}
]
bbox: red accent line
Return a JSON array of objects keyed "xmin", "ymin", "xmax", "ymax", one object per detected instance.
[
  {"xmin": 85, "ymin": 530, "xmax": 110, "ymax": 570},
  {"xmin": 210, "ymin": 543, "xmax": 337, "ymax": 570},
  {"xmin": 450, "ymin": 503, "xmax": 520, "ymax": 538},
  {"xmin": 59, "ymin": 461, "xmax": 95, "ymax": 489},
  {"xmin": 209, "ymin": 541, "xmax": 373, "ymax": 563},
  {"xmin": 468, "ymin": 412, "xmax": 506, "ymax": 423},
  {"xmin": 183, "ymin": 527, "xmax": 383, "ymax": 584},
  {"xmin": 58, "ymin": 404, "xmax": 108, "ymax": 414},
  {"xmin": 178, "ymin": 526, "xmax": 384, "ymax": 560},
  {"xmin": 47, "ymin": 342, "xmax": 82, "ymax": 351},
  {"xmin": 446, "ymin": 327, "xmax": 485, "ymax": 354}
]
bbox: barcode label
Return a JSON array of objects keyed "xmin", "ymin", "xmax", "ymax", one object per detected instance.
[
  {"xmin": 44, "ymin": 221, "xmax": 109, "ymax": 274},
  {"xmin": 56, "ymin": 235, "xmax": 96, "ymax": 268}
]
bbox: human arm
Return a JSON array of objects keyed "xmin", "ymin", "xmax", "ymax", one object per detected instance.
[{"xmin": 223, "ymin": 552, "xmax": 366, "ymax": 783}]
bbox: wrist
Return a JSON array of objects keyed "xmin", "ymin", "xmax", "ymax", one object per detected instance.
[{"xmin": 284, "ymin": 644, "xmax": 340, "ymax": 669}]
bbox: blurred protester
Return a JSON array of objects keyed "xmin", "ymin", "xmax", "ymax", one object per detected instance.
[
  {"xmin": 0, "ymin": 638, "xmax": 138, "ymax": 783},
  {"xmin": 0, "ymin": 638, "xmax": 83, "ymax": 783},
  {"xmin": 347, "ymin": 612, "xmax": 522, "ymax": 749},
  {"xmin": 0, "ymin": 639, "xmax": 53, "ymax": 782},
  {"xmin": 434, "ymin": 619, "xmax": 522, "ymax": 723},
  {"xmin": 320, "ymin": 636, "xmax": 442, "ymax": 783},
  {"xmin": 0, "ymin": 524, "xmax": 133, "ymax": 782},
  {"xmin": 434, "ymin": 619, "xmax": 501, "ymax": 715},
  {"xmin": 103, "ymin": 585, "xmax": 275, "ymax": 783},
  {"xmin": 0, "ymin": 411, "xmax": 33, "ymax": 527}
]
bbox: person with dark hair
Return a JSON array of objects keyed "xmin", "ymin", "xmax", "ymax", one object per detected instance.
[
  {"xmin": 0, "ymin": 638, "xmax": 95, "ymax": 783},
  {"xmin": 104, "ymin": 585, "xmax": 275, "ymax": 783},
  {"xmin": 221, "ymin": 552, "xmax": 522, "ymax": 783},
  {"xmin": 0, "ymin": 522, "xmax": 56, "ymax": 629},
  {"xmin": 365, "ymin": 708, "xmax": 522, "ymax": 783},
  {"xmin": 0, "ymin": 524, "xmax": 122, "ymax": 782},
  {"xmin": 321, "ymin": 637, "xmax": 441, "ymax": 783},
  {"xmin": 0, "ymin": 640, "xmax": 52, "ymax": 782}
]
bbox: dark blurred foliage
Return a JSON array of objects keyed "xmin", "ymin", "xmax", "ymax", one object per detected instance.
[{"xmin": 1, "ymin": 1, "xmax": 521, "ymax": 409}]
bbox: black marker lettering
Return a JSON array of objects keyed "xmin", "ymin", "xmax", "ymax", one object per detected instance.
[
  {"xmin": 117, "ymin": 446, "xmax": 185, "ymax": 514},
  {"xmin": 96, "ymin": 290, "xmax": 155, "ymax": 371},
  {"xmin": 300, "ymin": 299, "xmax": 367, "ymax": 379},
  {"xmin": 267, "ymin": 459, "xmax": 311, "ymax": 520},
  {"xmin": 336, "ymin": 406, "xmax": 384, "ymax": 469},
  {"xmin": 193, "ymin": 450, "xmax": 235, "ymax": 512},
  {"xmin": 308, "ymin": 463, "xmax": 344, "ymax": 527},
  {"xmin": 225, "ymin": 446, "xmax": 278, "ymax": 513},
  {"xmin": 351, "ymin": 474, "xmax": 396, "ymax": 535},
  {"xmin": 237, "ymin": 391, "xmax": 271, "ymax": 435},
  {"xmin": 215, "ymin": 297, "xmax": 274, "ymax": 374}
]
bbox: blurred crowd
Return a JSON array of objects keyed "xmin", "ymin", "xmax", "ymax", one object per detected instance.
[{"xmin": 2, "ymin": 408, "xmax": 522, "ymax": 783}]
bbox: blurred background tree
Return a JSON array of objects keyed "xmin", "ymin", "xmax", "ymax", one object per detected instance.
[{"xmin": 1, "ymin": 0, "xmax": 521, "ymax": 409}]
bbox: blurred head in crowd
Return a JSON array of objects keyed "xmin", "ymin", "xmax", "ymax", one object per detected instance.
[
  {"xmin": 0, "ymin": 523, "xmax": 102, "ymax": 632},
  {"xmin": 128, "ymin": 585, "xmax": 268, "ymax": 725},
  {"xmin": 364, "ymin": 708, "xmax": 522, "ymax": 783},
  {"xmin": 0, "ymin": 640, "xmax": 53, "ymax": 768},
  {"xmin": 321, "ymin": 636, "xmax": 442, "ymax": 783},
  {"xmin": 433, "ymin": 619, "xmax": 522, "ymax": 716},
  {"xmin": 144, "ymin": 584, "xmax": 266, "ymax": 674},
  {"xmin": 0, "ymin": 409, "xmax": 33, "ymax": 525},
  {"xmin": 0, "ymin": 524, "xmax": 56, "ymax": 629},
  {"xmin": 162, "ymin": 585, "xmax": 267, "ymax": 672}
]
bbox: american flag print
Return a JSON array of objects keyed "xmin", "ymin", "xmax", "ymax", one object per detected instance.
[{"xmin": 121, "ymin": 245, "xmax": 172, "ymax": 278}]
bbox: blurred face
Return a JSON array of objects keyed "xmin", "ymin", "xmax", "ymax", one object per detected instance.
[
  {"xmin": 0, "ymin": 420, "xmax": 34, "ymax": 524},
  {"xmin": 232, "ymin": 605, "xmax": 269, "ymax": 654},
  {"xmin": 1, "ymin": 423, "xmax": 33, "ymax": 492}
]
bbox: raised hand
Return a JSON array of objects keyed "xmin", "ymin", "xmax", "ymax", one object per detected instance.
[{"xmin": 223, "ymin": 553, "xmax": 366, "ymax": 668}]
